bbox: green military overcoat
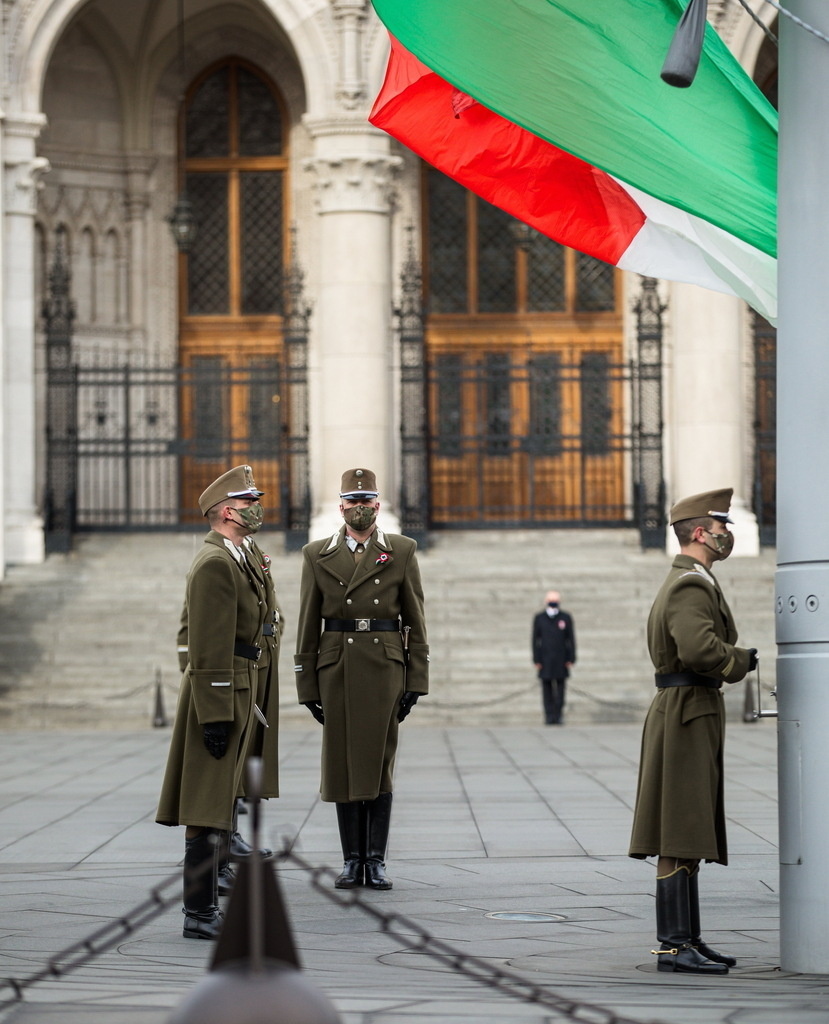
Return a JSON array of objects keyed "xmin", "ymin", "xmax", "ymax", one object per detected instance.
[
  {"xmin": 157, "ymin": 532, "xmax": 267, "ymax": 830},
  {"xmin": 628, "ymin": 555, "xmax": 753, "ymax": 865},
  {"xmin": 294, "ymin": 526, "xmax": 429, "ymax": 803},
  {"xmin": 174, "ymin": 535, "xmax": 283, "ymax": 799}
]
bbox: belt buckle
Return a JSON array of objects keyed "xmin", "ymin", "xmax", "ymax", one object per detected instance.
[
  {"xmin": 356, "ymin": 618, "xmax": 370, "ymax": 632},
  {"xmin": 253, "ymin": 645, "xmax": 262, "ymax": 661}
]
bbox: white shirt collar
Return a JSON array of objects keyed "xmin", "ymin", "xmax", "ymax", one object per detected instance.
[{"xmin": 223, "ymin": 538, "xmax": 245, "ymax": 565}]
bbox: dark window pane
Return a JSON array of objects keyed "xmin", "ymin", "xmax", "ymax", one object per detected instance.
[
  {"xmin": 477, "ymin": 201, "xmax": 515, "ymax": 313},
  {"xmin": 528, "ymin": 235, "xmax": 566, "ymax": 312},
  {"xmin": 187, "ymin": 68, "xmax": 229, "ymax": 158},
  {"xmin": 484, "ymin": 353, "xmax": 511, "ymax": 456},
  {"xmin": 241, "ymin": 172, "xmax": 283, "ymax": 314},
  {"xmin": 435, "ymin": 354, "xmax": 463, "ymax": 456},
  {"xmin": 427, "ymin": 171, "xmax": 467, "ymax": 314},
  {"xmin": 528, "ymin": 354, "xmax": 562, "ymax": 455},
  {"xmin": 192, "ymin": 357, "xmax": 227, "ymax": 460},
  {"xmin": 238, "ymin": 67, "xmax": 282, "ymax": 156},
  {"xmin": 186, "ymin": 174, "xmax": 228, "ymax": 314},
  {"xmin": 576, "ymin": 253, "xmax": 615, "ymax": 311},
  {"xmin": 581, "ymin": 352, "xmax": 611, "ymax": 456},
  {"xmin": 247, "ymin": 360, "xmax": 282, "ymax": 457}
]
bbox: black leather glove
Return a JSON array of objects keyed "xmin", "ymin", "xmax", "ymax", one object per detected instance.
[
  {"xmin": 747, "ymin": 648, "xmax": 759, "ymax": 672},
  {"xmin": 397, "ymin": 691, "xmax": 420, "ymax": 723},
  {"xmin": 303, "ymin": 701, "xmax": 325, "ymax": 725},
  {"xmin": 203, "ymin": 721, "xmax": 231, "ymax": 760}
]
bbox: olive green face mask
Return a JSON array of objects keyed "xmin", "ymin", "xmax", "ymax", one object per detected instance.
[
  {"xmin": 704, "ymin": 528, "xmax": 734, "ymax": 560},
  {"xmin": 233, "ymin": 502, "xmax": 264, "ymax": 533},
  {"xmin": 343, "ymin": 505, "xmax": 377, "ymax": 531}
]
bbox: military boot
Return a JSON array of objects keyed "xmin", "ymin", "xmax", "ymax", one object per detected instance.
[
  {"xmin": 364, "ymin": 792, "xmax": 393, "ymax": 890},
  {"xmin": 653, "ymin": 866, "xmax": 727, "ymax": 974},
  {"xmin": 229, "ymin": 798, "xmax": 273, "ymax": 860},
  {"xmin": 182, "ymin": 828, "xmax": 223, "ymax": 940},
  {"xmin": 334, "ymin": 801, "xmax": 365, "ymax": 888},
  {"xmin": 216, "ymin": 829, "xmax": 236, "ymax": 896},
  {"xmin": 688, "ymin": 868, "xmax": 737, "ymax": 967}
]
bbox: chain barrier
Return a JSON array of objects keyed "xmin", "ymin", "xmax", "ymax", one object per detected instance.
[{"xmin": 0, "ymin": 839, "xmax": 667, "ymax": 1024}]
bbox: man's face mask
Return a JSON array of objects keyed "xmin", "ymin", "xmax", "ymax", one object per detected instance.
[
  {"xmin": 343, "ymin": 504, "xmax": 377, "ymax": 531},
  {"xmin": 704, "ymin": 527, "xmax": 734, "ymax": 560},
  {"xmin": 232, "ymin": 502, "xmax": 264, "ymax": 533}
]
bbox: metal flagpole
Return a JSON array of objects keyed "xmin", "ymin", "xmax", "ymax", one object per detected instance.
[{"xmin": 776, "ymin": 0, "xmax": 829, "ymax": 974}]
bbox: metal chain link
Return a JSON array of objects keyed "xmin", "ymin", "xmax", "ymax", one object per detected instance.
[{"xmin": 0, "ymin": 841, "xmax": 668, "ymax": 1024}]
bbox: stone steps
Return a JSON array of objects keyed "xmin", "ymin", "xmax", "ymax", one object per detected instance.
[{"xmin": 0, "ymin": 528, "xmax": 778, "ymax": 730}]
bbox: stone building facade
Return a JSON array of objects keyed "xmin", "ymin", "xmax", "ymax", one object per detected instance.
[{"xmin": 0, "ymin": 0, "xmax": 778, "ymax": 573}]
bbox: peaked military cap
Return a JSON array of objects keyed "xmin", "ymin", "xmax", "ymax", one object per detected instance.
[
  {"xmin": 198, "ymin": 465, "xmax": 264, "ymax": 515},
  {"xmin": 669, "ymin": 487, "xmax": 734, "ymax": 526},
  {"xmin": 340, "ymin": 467, "xmax": 379, "ymax": 500}
]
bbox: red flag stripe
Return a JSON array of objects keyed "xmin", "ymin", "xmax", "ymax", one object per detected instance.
[{"xmin": 369, "ymin": 38, "xmax": 646, "ymax": 265}]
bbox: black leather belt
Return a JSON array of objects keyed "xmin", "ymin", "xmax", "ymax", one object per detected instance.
[
  {"xmin": 262, "ymin": 623, "xmax": 276, "ymax": 637},
  {"xmin": 324, "ymin": 618, "xmax": 399, "ymax": 632},
  {"xmin": 655, "ymin": 671, "xmax": 720, "ymax": 689},
  {"xmin": 235, "ymin": 641, "xmax": 262, "ymax": 661}
]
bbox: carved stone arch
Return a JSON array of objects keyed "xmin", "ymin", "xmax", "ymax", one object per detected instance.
[
  {"xmin": 725, "ymin": 0, "xmax": 778, "ymax": 73},
  {"xmin": 365, "ymin": 13, "xmax": 391, "ymax": 97},
  {"xmin": 7, "ymin": 0, "xmax": 329, "ymax": 118}
]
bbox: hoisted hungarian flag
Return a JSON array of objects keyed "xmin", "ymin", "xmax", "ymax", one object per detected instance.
[{"xmin": 368, "ymin": 1, "xmax": 777, "ymax": 322}]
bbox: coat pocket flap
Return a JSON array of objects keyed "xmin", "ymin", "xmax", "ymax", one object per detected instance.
[
  {"xmin": 316, "ymin": 646, "xmax": 341, "ymax": 670},
  {"xmin": 680, "ymin": 692, "xmax": 721, "ymax": 725},
  {"xmin": 382, "ymin": 643, "xmax": 406, "ymax": 666}
]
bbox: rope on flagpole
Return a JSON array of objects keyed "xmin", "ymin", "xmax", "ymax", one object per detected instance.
[
  {"xmin": 734, "ymin": 0, "xmax": 778, "ymax": 44},
  {"xmin": 757, "ymin": 0, "xmax": 829, "ymax": 48}
]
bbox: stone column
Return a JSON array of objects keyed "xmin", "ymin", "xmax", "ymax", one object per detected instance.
[
  {"xmin": 303, "ymin": 134, "xmax": 401, "ymax": 537},
  {"xmin": 668, "ymin": 283, "xmax": 759, "ymax": 555},
  {"xmin": 124, "ymin": 156, "xmax": 155, "ymax": 353},
  {"xmin": 3, "ymin": 113, "xmax": 49, "ymax": 565}
]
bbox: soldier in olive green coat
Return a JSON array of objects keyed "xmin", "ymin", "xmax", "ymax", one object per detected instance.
[
  {"xmin": 156, "ymin": 465, "xmax": 269, "ymax": 940},
  {"xmin": 294, "ymin": 468, "xmax": 429, "ymax": 891},
  {"xmin": 629, "ymin": 488, "xmax": 758, "ymax": 976},
  {"xmin": 173, "ymin": 531, "xmax": 282, "ymax": 892}
]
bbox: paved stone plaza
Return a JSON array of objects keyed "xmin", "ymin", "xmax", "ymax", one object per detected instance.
[{"xmin": 0, "ymin": 720, "xmax": 823, "ymax": 1024}]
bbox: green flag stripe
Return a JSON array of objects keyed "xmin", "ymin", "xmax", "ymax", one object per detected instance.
[{"xmin": 371, "ymin": 0, "xmax": 777, "ymax": 257}]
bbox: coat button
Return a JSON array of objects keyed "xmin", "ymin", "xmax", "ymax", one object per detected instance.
[
  {"xmin": 374, "ymin": 638, "xmax": 379, "ymax": 644},
  {"xmin": 347, "ymin": 638, "xmax": 354, "ymax": 645},
  {"xmin": 346, "ymin": 599, "xmax": 352, "ymax": 605},
  {"xmin": 374, "ymin": 579, "xmax": 380, "ymax": 584},
  {"xmin": 374, "ymin": 599, "xmax": 379, "ymax": 605}
]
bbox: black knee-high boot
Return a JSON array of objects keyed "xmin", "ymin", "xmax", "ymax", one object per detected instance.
[
  {"xmin": 688, "ymin": 869, "xmax": 737, "ymax": 966},
  {"xmin": 216, "ymin": 829, "xmax": 236, "ymax": 896},
  {"xmin": 364, "ymin": 792, "xmax": 393, "ymax": 890},
  {"xmin": 182, "ymin": 828, "xmax": 223, "ymax": 940},
  {"xmin": 653, "ymin": 866, "xmax": 727, "ymax": 974},
  {"xmin": 334, "ymin": 801, "xmax": 365, "ymax": 888}
]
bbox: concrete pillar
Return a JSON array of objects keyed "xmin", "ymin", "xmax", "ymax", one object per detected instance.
[
  {"xmin": 303, "ymin": 126, "xmax": 401, "ymax": 538},
  {"xmin": 3, "ymin": 113, "xmax": 48, "ymax": 565},
  {"xmin": 668, "ymin": 282, "xmax": 759, "ymax": 555}
]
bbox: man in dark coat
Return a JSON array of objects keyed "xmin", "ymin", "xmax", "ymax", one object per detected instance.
[
  {"xmin": 531, "ymin": 590, "xmax": 576, "ymax": 724},
  {"xmin": 157, "ymin": 465, "xmax": 270, "ymax": 939},
  {"xmin": 294, "ymin": 468, "xmax": 429, "ymax": 890},
  {"xmin": 628, "ymin": 488, "xmax": 758, "ymax": 975}
]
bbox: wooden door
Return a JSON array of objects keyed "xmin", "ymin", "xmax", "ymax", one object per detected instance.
[
  {"xmin": 424, "ymin": 169, "xmax": 627, "ymax": 526},
  {"xmin": 176, "ymin": 58, "xmax": 288, "ymax": 512}
]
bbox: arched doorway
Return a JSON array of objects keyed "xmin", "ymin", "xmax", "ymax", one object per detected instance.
[{"xmin": 177, "ymin": 56, "xmax": 289, "ymax": 512}]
